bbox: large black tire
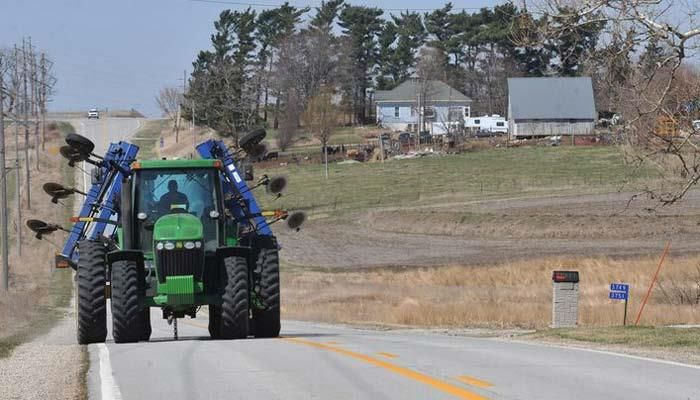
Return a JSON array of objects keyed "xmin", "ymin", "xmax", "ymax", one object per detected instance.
[
  {"xmin": 252, "ymin": 247, "xmax": 281, "ymax": 338},
  {"xmin": 239, "ymin": 128, "xmax": 266, "ymax": 152},
  {"xmin": 139, "ymin": 308, "xmax": 152, "ymax": 341},
  {"xmin": 219, "ymin": 256, "xmax": 249, "ymax": 339},
  {"xmin": 111, "ymin": 260, "xmax": 144, "ymax": 343},
  {"xmin": 76, "ymin": 240, "xmax": 108, "ymax": 344},
  {"xmin": 208, "ymin": 304, "xmax": 222, "ymax": 339}
]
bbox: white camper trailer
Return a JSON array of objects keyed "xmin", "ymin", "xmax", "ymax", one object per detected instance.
[{"xmin": 465, "ymin": 114, "xmax": 508, "ymax": 134}]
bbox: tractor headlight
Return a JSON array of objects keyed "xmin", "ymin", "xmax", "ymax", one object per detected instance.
[
  {"xmin": 164, "ymin": 242, "xmax": 175, "ymax": 250},
  {"xmin": 156, "ymin": 242, "xmax": 164, "ymax": 250},
  {"xmin": 195, "ymin": 241, "xmax": 202, "ymax": 249},
  {"xmin": 184, "ymin": 241, "xmax": 195, "ymax": 250}
]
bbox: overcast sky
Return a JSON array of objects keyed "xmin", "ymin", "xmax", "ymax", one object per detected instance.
[{"xmin": 1, "ymin": 0, "xmax": 507, "ymax": 116}]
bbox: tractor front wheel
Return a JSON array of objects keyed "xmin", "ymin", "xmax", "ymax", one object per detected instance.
[
  {"xmin": 76, "ymin": 240, "xmax": 107, "ymax": 345},
  {"xmin": 111, "ymin": 260, "xmax": 145, "ymax": 343},
  {"xmin": 218, "ymin": 256, "xmax": 249, "ymax": 339}
]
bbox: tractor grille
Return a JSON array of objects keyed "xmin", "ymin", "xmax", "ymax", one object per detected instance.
[{"xmin": 156, "ymin": 248, "xmax": 204, "ymax": 283}]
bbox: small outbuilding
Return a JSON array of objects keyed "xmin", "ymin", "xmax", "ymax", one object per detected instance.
[{"xmin": 507, "ymin": 77, "xmax": 597, "ymax": 138}]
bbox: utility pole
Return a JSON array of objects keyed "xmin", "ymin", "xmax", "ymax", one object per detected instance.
[
  {"xmin": 39, "ymin": 53, "xmax": 46, "ymax": 151},
  {"xmin": 28, "ymin": 39, "xmax": 39, "ymax": 172},
  {"xmin": 0, "ymin": 54, "xmax": 9, "ymax": 291},
  {"xmin": 21, "ymin": 38, "xmax": 31, "ymax": 210},
  {"xmin": 13, "ymin": 45, "xmax": 22, "ymax": 258}
]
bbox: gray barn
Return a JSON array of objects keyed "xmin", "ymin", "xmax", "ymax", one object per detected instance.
[{"xmin": 507, "ymin": 77, "xmax": 596, "ymax": 138}]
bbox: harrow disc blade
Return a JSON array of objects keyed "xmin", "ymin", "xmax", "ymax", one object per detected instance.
[
  {"xmin": 286, "ymin": 211, "xmax": 306, "ymax": 230},
  {"xmin": 65, "ymin": 133, "xmax": 95, "ymax": 155}
]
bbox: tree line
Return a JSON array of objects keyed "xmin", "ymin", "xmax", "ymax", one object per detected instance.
[{"xmin": 178, "ymin": 0, "xmax": 692, "ymax": 151}]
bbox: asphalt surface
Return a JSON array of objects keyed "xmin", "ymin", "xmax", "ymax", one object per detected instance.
[
  {"xmin": 76, "ymin": 117, "xmax": 699, "ymax": 400},
  {"xmin": 87, "ymin": 313, "xmax": 700, "ymax": 400},
  {"xmin": 66, "ymin": 117, "xmax": 142, "ymax": 191}
]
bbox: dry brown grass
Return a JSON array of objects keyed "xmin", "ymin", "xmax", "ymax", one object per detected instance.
[
  {"xmin": 0, "ymin": 125, "xmax": 73, "ymax": 343},
  {"xmin": 281, "ymin": 255, "xmax": 700, "ymax": 329}
]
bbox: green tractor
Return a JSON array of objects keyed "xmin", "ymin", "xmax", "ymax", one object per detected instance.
[{"xmin": 29, "ymin": 132, "xmax": 303, "ymax": 343}]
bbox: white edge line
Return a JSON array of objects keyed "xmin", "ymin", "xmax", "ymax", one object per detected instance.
[
  {"xmin": 502, "ymin": 338, "xmax": 700, "ymax": 370},
  {"xmin": 97, "ymin": 343, "xmax": 123, "ymax": 400}
]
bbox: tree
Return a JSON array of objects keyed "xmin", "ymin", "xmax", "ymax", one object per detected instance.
[
  {"xmin": 376, "ymin": 11, "xmax": 426, "ymax": 90},
  {"xmin": 187, "ymin": 8, "xmax": 259, "ymax": 142},
  {"xmin": 155, "ymin": 87, "xmax": 183, "ymax": 142},
  {"xmin": 277, "ymin": 91, "xmax": 300, "ymax": 151},
  {"xmin": 309, "ymin": 0, "xmax": 344, "ymax": 34},
  {"xmin": 530, "ymin": 0, "xmax": 700, "ymax": 205},
  {"xmin": 255, "ymin": 3, "xmax": 307, "ymax": 122},
  {"xmin": 338, "ymin": 5, "xmax": 384, "ymax": 124},
  {"xmin": 304, "ymin": 85, "xmax": 338, "ymax": 179}
]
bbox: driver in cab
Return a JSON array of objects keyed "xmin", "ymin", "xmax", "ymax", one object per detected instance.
[{"xmin": 159, "ymin": 180, "xmax": 190, "ymax": 213}]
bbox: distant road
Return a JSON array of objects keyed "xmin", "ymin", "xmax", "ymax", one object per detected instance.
[
  {"xmin": 66, "ymin": 117, "xmax": 143, "ymax": 155},
  {"xmin": 88, "ymin": 316, "xmax": 700, "ymax": 400}
]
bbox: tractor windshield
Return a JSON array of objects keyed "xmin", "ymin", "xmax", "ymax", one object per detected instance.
[{"xmin": 134, "ymin": 168, "xmax": 222, "ymax": 252}]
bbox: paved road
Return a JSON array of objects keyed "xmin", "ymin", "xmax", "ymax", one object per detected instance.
[
  {"xmin": 87, "ymin": 314, "xmax": 700, "ymax": 400},
  {"xmin": 65, "ymin": 117, "xmax": 142, "ymax": 191}
]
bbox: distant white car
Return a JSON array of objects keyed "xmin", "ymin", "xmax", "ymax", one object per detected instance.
[
  {"xmin": 87, "ymin": 108, "xmax": 100, "ymax": 119},
  {"xmin": 693, "ymin": 120, "xmax": 700, "ymax": 131}
]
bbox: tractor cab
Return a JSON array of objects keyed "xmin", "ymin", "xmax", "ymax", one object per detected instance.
[{"xmin": 130, "ymin": 160, "xmax": 229, "ymax": 254}]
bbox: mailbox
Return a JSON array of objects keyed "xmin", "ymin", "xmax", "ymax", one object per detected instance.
[
  {"xmin": 551, "ymin": 270, "xmax": 579, "ymax": 328},
  {"xmin": 552, "ymin": 270, "xmax": 579, "ymax": 283}
]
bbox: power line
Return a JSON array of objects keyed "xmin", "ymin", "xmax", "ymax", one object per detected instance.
[{"xmin": 187, "ymin": 0, "xmax": 496, "ymax": 11}]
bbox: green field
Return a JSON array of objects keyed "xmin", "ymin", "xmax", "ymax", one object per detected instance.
[{"xmin": 258, "ymin": 146, "xmax": 657, "ymax": 214}]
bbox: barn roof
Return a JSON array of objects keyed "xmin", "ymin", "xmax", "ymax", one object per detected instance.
[
  {"xmin": 375, "ymin": 79, "xmax": 471, "ymax": 103},
  {"xmin": 508, "ymin": 77, "xmax": 596, "ymax": 120}
]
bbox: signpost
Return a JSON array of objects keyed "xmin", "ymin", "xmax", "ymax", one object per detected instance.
[{"xmin": 609, "ymin": 283, "xmax": 630, "ymax": 326}]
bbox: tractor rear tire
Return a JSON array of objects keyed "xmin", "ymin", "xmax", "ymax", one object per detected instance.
[
  {"xmin": 76, "ymin": 240, "xmax": 108, "ymax": 345},
  {"xmin": 252, "ymin": 247, "xmax": 281, "ymax": 338},
  {"xmin": 111, "ymin": 260, "xmax": 144, "ymax": 343},
  {"xmin": 219, "ymin": 256, "xmax": 249, "ymax": 339}
]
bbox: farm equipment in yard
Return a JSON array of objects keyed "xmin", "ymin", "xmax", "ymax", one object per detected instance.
[{"xmin": 27, "ymin": 129, "xmax": 305, "ymax": 344}]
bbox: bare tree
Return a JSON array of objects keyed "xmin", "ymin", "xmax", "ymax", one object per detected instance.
[
  {"xmin": 415, "ymin": 47, "xmax": 445, "ymax": 133},
  {"xmin": 525, "ymin": 0, "xmax": 700, "ymax": 205},
  {"xmin": 277, "ymin": 92, "xmax": 300, "ymax": 151},
  {"xmin": 303, "ymin": 85, "xmax": 339, "ymax": 179},
  {"xmin": 156, "ymin": 87, "xmax": 183, "ymax": 143}
]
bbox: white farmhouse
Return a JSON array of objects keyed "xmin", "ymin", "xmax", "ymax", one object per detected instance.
[{"xmin": 375, "ymin": 79, "xmax": 472, "ymax": 135}]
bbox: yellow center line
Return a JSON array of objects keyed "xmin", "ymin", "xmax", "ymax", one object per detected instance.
[
  {"xmin": 282, "ymin": 337, "xmax": 489, "ymax": 400},
  {"xmin": 325, "ymin": 341, "xmax": 341, "ymax": 345},
  {"xmin": 456, "ymin": 376, "xmax": 494, "ymax": 389},
  {"xmin": 376, "ymin": 352, "xmax": 399, "ymax": 359}
]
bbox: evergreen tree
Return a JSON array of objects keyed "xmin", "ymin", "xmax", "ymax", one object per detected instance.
[{"xmin": 338, "ymin": 5, "xmax": 384, "ymax": 124}]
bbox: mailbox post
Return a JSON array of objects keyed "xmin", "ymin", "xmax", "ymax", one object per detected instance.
[{"xmin": 552, "ymin": 271, "xmax": 579, "ymax": 328}]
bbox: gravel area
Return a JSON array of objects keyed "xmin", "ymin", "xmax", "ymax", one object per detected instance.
[{"xmin": 0, "ymin": 291, "xmax": 84, "ymax": 399}]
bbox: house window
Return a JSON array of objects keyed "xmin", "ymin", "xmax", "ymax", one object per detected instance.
[
  {"xmin": 394, "ymin": 107, "xmax": 400, "ymax": 118},
  {"xmin": 448, "ymin": 107, "xmax": 463, "ymax": 122},
  {"xmin": 411, "ymin": 107, "xmax": 417, "ymax": 117},
  {"xmin": 474, "ymin": 119, "xmax": 481, "ymax": 125},
  {"xmin": 424, "ymin": 106, "xmax": 435, "ymax": 119},
  {"xmin": 496, "ymin": 122, "xmax": 505, "ymax": 127}
]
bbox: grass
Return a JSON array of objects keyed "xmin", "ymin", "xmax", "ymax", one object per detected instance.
[
  {"xmin": 0, "ymin": 266, "xmax": 73, "ymax": 358},
  {"xmin": 281, "ymin": 255, "xmax": 700, "ymax": 329},
  {"xmin": 528, "ymin": 326, "xmax": 700, "ymax": 349},
  {"xmin": 131, "ymin": 119, "xmax": 167, "ymax": 159},
  {"xmin": 0, "ymin": 121, "xmax": 76, "ymax": 358},
  {"xmin": 259, "ymin": 146, "xmax": 657, "ymax": 214}
]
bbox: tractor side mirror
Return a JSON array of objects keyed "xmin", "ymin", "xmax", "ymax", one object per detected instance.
[
  {"xmin": 267, "ymin": 176, "xmax": 287, "ymax": 195},
  {"xmin": 286, "ymin": 211, "xmax": 306, "ymax": 231}
]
